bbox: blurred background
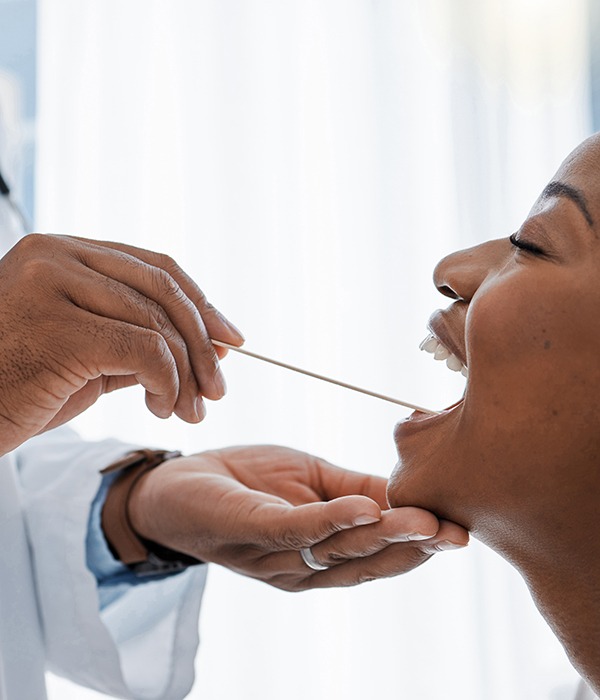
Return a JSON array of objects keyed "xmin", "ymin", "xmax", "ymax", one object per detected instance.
[{"xmin": 0, "ymin": 0, "xmax": 596, "ymax": 698}]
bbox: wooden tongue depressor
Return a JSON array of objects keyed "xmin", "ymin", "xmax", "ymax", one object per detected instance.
[{"xmin": 211, "ymin": 339, "xmax": 440, "ymax": 415}]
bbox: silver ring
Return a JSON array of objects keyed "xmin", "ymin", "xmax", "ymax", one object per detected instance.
[{"xmin": 300, "ymin": 546, "xmax": 329, "ymax": 571}]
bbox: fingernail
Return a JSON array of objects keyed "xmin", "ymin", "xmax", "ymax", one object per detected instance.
[
  {"xmin": 213, "ymin": 368, "xmax": 227, "ymax": 397},
  {"xmin": 406, "ymin": 532, "xmax": 435, "ymax": 541},
  {"xmin": 353, "ymin": 514, "xmax": 380, "ymax": 526},
  {"xmin": 435, "ymin": 540, "xmax": 467, "ymax": 551},
  {"xmin": 222, "ymin": 316, "xmax": 245, "ymax": 343}
]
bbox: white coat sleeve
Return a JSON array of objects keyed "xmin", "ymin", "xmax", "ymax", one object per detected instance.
[{"xmin": 15, "ymin": 425, "xmax": 208, "ymax": 700}]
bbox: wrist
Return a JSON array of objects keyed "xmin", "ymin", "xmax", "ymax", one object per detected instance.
[{"xmin": 100, "ymin": 449, "xmax": 202, "ymax": 575}]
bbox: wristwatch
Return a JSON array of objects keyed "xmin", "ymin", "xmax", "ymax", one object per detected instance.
[{"xmin": 101, "ymin": 448, "xmax": 203, "ymax": 577}]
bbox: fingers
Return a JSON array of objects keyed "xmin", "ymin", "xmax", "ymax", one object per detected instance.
[
  {"xmin": 71, "ymin": 310, "xmax": 183, "ymax": 419},
  {"xmin": 65, "ymin": 266, "xmax": 205, "ymax": 422},
  {"xmin": 309, "ymin": 507, "xmax": 440, "ymax": 566},
  {"xmin": 39, "ymin": 374, "xmax": 140, "ymax": 433},
  {"xmin": 309, "ymin": 518, "xmax": 469, "ymax": 588},
  {"xmin": 108, "ymin": 239, "xmax": 244, "ymax": 346},
  {"xmin": 66, "ymin": 238, "xmax": 228, "ymax": 401},
  {"xmin": 254, "ymin": 495, "xmax": 382, "ymax": 551},
  {"xmin": 303, "ymin": 455, "xmax": 389, "ymax": 508},
  {"xmin": 303, "ymin": 540, "xmax": 437, "ymax": 589},
  {"xmin": 127, "ymin": 444, "xmax": 469, "ymax": 593},
  {"xmin": 0, "ymin": 232, "xmax": 243, "ymax": 448},
  {"xmin": 423, "ymin": 519, "xmax": 470, "ymax": 551},
  {"xmin": 250, "ymin": 515, "xmax": 468, "ymax": 591},
  {"xmin": 67, "ymin": 235, "xmax": 245, "ymax": 347}
]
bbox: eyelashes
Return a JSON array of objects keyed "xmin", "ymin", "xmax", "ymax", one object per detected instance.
[{"xmin": 509, "ymin": 232, "xmax": 546, "ymax": 256}]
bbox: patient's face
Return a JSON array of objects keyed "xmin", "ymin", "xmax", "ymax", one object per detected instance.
[{"xmin": 387, "ymin": 134, "xmax": 600, "ymax": 561}]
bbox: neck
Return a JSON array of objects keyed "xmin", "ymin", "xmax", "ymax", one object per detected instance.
[{"xmin": 477, "ymin": 522, "xmax": 600, "ymax": 693}]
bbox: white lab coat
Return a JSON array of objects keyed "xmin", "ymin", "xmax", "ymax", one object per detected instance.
[{"xmin": 0, "ymin": 198, "xmax": 207, "ymax": 699}]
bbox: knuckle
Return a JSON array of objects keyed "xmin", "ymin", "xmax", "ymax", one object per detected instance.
[
  {"xmin": 20, "ymin": 255, "xmax": 50, "ymax": 282},
  {"xmin": 17, "ymin": 232, "xmax": 46, "ymax": 254},
  {"xmin": 323, "ymin": 550, "xmax": 347, "ymax": 564},
  {"xmin": 155, "ymin": 251, "xmax": 178, "ymax": 273},
  {"xmin": 269, "ymin": 530, "xmax": 308, "ymax": 551},
  {"xmin": 259, "ymin": 519, "xmax": 312, "ymax": 551},
  {"xmin": 142, "ymin": 329, "xmax": 171, "ymax": 362},
  {"xmin": 341, "ymin": 570, "xmax": 374, "ymax": 587},
  {"xmin": 15, "ymin": 237, "xmax": 58, "ymax": 281},
  {"xmin": 193, "ymin": 288, "xmax": 210, "ymax": 309},
  {"xmin": 144, "ymin": 299, "xmax": 173, "ymax": 335},
  {"xmin": 153, "ymin": 253, "xmax": 191, "ymax": 289},
  {"xmin": 401, "ymin": 546, "xmax": 430, "ymax": 570},
  {"xmin": 153, "ymin": 269, "xmax": 186, "ymax": 304},
  {"xmin": 197, "ymin": 340, "xmax": 218, "ymax": 366},
  {"xmin": 353, "ymin": 563, "xmax": 391, "ymax": 585},
  {"xmin": 106, "ymin": 324, "xmax": 132, "ymax": 355}
]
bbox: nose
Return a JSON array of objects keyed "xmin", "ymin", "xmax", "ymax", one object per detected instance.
[{"xmin": 433, "ymin": 239, "xmax": 505, "ymax": 302}]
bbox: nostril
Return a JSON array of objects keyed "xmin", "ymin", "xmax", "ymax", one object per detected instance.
[{"xmin": 437, "ymin": 284, "xmax": 459, "ymax": 300}]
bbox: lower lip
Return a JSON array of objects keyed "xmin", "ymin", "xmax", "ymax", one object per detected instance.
[
  {"xmin": 404, "ymin": 409, "xmax": 437, "ymax": 423},
  {"xmin": 400, "ymin": 398, "xmax": 464, "ymax": 426}
]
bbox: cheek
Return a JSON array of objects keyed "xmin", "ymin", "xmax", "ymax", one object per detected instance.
[
  {"xmin": 468, "ymin": 279, "xmax": 545, "ymax": 366},
  {"xmin": 389, "ymin": 265, "xmax": 600, "ymax": 527},
  {"xmin": 463, "ymin": 273, "xmax": 600, "ymax": 509},
  {"xmin": 465, "ymin": 271, "xmax": 590, "ymax": 414}
]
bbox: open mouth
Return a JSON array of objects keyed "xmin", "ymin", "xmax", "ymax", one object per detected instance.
[
  {"xmin": 399, "ymin": 332, "xmax": 467, "ymax": 424},
  {"xmin": 419, "ymin": 333, "xmax": 468, "ymax": 377},
  {"xmin": 403, "ymin": 397, "xmax": 465, "ymax": 424}
]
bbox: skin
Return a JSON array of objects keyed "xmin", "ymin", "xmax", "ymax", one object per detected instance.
[
  {"xmin": 126, "ymin": 445, "xmax": 469, "ymax": 591},
  {"xmin": 387, "ymin": 133, "xmax": 600, "ymax": 692},
  {"xmin": 0, "ymin": 233, "xmax": 468, "ymax": 599},
  {"xmin": 0, "ymin": 233, "xmax": 243, "ymax": 454}
]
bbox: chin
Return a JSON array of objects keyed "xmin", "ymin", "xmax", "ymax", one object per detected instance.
[
  {"xmin": 389, "ymin": 329, "xmax": 470, "ymax": 517},
  {"xmin": 388, "ymin": 398, "xmax": 473, "ymax": 525}
]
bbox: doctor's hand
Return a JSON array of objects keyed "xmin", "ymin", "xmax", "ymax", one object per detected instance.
[
  {"xmin": 0, "ymin": 233, "xmax": 243, "ymax": 455},
  {"xmin": 127, "ymin": 445, "xmax": 469, "ymax": 590}
]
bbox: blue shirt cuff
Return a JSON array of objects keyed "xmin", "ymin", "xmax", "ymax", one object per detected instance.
[{"xmin": 86, "ymin": 471, "xmax": 187, "ymax": 609}]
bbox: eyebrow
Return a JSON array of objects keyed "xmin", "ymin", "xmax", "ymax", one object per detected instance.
[{"xmin": 540, "ymin": 181, "xmax": 595, "ymax": 228}]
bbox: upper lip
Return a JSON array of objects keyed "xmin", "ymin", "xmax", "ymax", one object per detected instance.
[{"xmin": 427, "ymin": 303, "xmax": 468, "ymax": 368}]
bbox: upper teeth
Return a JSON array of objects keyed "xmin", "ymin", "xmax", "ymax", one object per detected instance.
[{"xmin": 419, "ymin": 334, "xmax": 468, "ymax": 378}]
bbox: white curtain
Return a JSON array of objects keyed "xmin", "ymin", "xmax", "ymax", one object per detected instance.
[{"xmin": 36, "ymin": 1, "xmax": 590, "ymax": 698}]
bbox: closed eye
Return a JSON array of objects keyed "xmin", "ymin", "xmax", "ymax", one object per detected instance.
[{"xmin": 509, "ymin": 233, "xmax": 546, "ymax": 256}]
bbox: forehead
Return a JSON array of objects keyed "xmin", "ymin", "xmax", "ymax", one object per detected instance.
[
  {"xmin": 554, "ymin": 134, "xmax": 600, "ymax": 198},
  {"xmin": 527, "ymin": 135, "xmax": 600, "ymax": 228}
]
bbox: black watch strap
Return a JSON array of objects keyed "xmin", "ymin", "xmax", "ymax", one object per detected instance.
[{"xmin": 101, "ymin": 449, "xmax": 203, "ymax": 577}]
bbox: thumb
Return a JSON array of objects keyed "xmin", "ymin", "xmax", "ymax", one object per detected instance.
[
  {"xmin": 260, "ymin": 496, "xmax": 382, "ymax": 551},
  {"xmin": 40, "ymin": 376, "xmax": 138, "ymax": 433}
]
